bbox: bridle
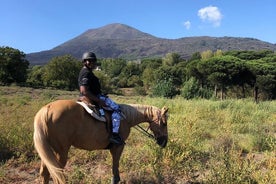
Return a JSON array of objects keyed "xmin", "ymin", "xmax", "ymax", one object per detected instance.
[{"xmin": 133, "ymin": 109, "xmax": 163, "ymax": 140}]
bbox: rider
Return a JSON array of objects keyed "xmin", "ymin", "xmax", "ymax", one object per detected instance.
[{"xmin": 78, "ymin": 51, "xmax": 124, "ymax": 145}]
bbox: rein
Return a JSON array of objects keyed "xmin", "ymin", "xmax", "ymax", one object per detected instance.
[
  {"xmin": 134, "ymin": 125, "xmax": 155, "ymax": 139},
  {"xmin": 132, "ymin": 106, "xmax": 163, "ymax": 140}
]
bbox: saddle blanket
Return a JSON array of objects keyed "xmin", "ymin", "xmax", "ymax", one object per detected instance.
[{"xmin": 77, "ymin": 101, "xmax": 106, "ymax": 122}]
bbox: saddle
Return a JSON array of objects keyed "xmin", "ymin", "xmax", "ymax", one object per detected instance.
[
  {"xmin": 77, "ymin": 96, "xmax": 126, "ymax": 132},
  {"xmin": 77, "ymin": 101, "xmax": 107, "ymax": 122},
  {"xmin": 78, "ymin": 95, "xmax": 113, "ymax": 122}
]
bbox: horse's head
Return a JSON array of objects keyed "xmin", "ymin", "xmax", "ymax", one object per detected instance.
[{"xmin": 149, "ymin": 106, "xmax": 169, "ymax": 148}]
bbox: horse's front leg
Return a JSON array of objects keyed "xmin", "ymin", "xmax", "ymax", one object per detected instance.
[{"xmin": 109, "ymin": 145, "xmax": 125, "ymax": 184}]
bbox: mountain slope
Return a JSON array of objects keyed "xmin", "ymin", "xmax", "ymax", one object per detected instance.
[{"xmin": 26, "ymin": 23, "xmax": 276, "ymax": 65}]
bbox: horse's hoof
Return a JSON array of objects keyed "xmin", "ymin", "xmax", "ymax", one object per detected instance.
[{"xmin": 111, "ymin": 175, "xmax": 120, "ymax": 184}]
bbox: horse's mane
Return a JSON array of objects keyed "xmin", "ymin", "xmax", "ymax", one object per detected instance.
[{"xmin": 120, "ymin": 104, "xmax": 158, "ymax": 123}]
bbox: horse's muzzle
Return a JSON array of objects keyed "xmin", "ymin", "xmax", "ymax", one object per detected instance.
[{"xmin": 156, "ymin": 136, "xmax": 168, "ymax": 148}]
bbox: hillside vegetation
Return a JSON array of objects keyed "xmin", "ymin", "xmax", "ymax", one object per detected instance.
[
  {"xmin": 0, "ymin": 86, "xmax": 275, "ymax": 183},
  {"xmin": 26, "ymin": 23, "xmax": 276, "ymax": 65},
  {"xmin": 2, "ymin": 47, "xmax": 276, "ymax": 101}
]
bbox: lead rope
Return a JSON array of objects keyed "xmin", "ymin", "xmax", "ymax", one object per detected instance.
[{"xmin": 134, "ymin": 124, "xmax": 155, "ymax": 139}]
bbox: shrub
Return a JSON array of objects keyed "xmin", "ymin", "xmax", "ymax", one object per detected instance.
[
  {"xmin": 152, "ymin": 78, "xmax": 178, "ymax": 98},
  {"xmin": 181, "ymin": 77, "xmax": 212, "ymax": 99}
]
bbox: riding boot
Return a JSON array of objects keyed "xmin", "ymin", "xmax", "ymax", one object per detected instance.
[{"xmin": 109, "ymin": 133, "xmax": 125, "ymax": 145}]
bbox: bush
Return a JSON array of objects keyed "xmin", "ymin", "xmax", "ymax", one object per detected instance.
[
  {"xmin": 152, "ymin": 78, "xmax": 178, "ymax": 98},
  {"xmin": 181, "ymin": 77, "xmax": 200, "ymax": 99},
  {"xmin": 134, "ymin": 85, "xmax": 147, "ymax": 95},
  {"xmin": 181, "ymin": 77, "xmax": 212, "ymax": 99}
]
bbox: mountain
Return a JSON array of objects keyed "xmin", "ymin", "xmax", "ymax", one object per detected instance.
[{"xmin": 26, "ymin": 23, "xmax": 276, "ymax": 65}]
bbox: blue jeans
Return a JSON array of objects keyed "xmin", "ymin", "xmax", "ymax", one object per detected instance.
[{"xmin": 98, "ymin": 95, "xmax": 121, "ymax": 133}]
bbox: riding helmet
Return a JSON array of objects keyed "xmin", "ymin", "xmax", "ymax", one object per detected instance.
[{"xmin": 82, "ymin": 52, "xmax": 97, "ymax": 62}]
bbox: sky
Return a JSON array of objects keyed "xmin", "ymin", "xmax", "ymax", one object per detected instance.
[{"xmin": 1, "ymin": 0, "xmax": 276, "ymax": 54}]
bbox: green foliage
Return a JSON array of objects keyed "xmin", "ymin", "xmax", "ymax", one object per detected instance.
[
  {"xmin": 141, "ymin": 67, "xmax": 155, "ymax": 90},
  {"xmin": 189, "ymin": 52, "xmax": 201, "ymax": 61},
  {"xmin": 162, "ymin": 53, "xmax": 183, "ymax": 66},
  {"xmin": 1, "ymin": 46, "xmax": 276, "ymax": 100},
  {"xmin": 0, "ymin": 46, "xmax": 29, "ymax": 84},
  {"xmin": 152, "ymin": 78, "xmax": 178, "ymax": 98},
  {"xmin": 181, "ymin": 77, "xmax": 200, "ymax": 99},
  {"xmin": 93, "ymin": 70, "xmax": 120, "ymax": 94},
  {"xmin": 140, "ymin": 58, "xmax": 162, "ymax": 90},
  {"xmin": 181, "ymin": 77, "xmax": 212, "ymax": 99},
  {"xmin": 119, "ymin": 62, "xmax": 142, "ymax": 87},
  {"xmin": 204, "ymin": 55, "xmax": 242, "ymax": 86},
  {"xmin": 26, "ymin": 65, "xmax": 44, "ymax": 87},
  {"xmin": 101, "ymin": 58, "xmax": 126, "ymax": 78},
  {"xmin": 140, "ymin": 58, "xmax": 162, "ymax": 71},
  {"xmin": 42, "ymin": 55, "xmax": 81, "ymax": 90},
  {"xmin": 247, "ymin": 58, "xmax": 276, "ymax": 99},
  {"xmin": 226, "ymin": 50, "xmax": 274, "ymax": 60},
  {"xmin": 134, "ymin": 85, "xmax": 147, "ymax": 95},
  {"xmin": 201, "ymin": 50, "xmax": 213, "ymax": 60}
]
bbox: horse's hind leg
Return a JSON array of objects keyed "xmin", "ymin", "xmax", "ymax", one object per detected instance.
[
  {"xmin": 39, "ymin": 150, "xmax": 68, "ymax": 184},
  {"xmin": 39, "ymin": 161, "xmax": 50, "ymax": 184}
]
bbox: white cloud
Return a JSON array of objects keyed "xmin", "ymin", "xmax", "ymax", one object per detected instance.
[
  {"xmin": 198, "ymin": 6, "xmax": 222, "ymax": 27},
  {"xmin": 183, "ymin": 21, "xmax": 191, "ymax": 29}
]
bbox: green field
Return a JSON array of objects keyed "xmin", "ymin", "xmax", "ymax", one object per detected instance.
[{"xmin": 0, "ymin": 86, "xmax": 275, "ymax": 183}]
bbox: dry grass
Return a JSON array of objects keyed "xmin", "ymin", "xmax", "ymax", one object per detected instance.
[{"xmin": 0, "ymin": 86, "xmax": 275, "ymax": 183}]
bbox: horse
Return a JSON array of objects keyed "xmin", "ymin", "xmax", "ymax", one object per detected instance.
[{"xmin": 33, "ymin": 99, "xmax": 169, "ymax": 184}]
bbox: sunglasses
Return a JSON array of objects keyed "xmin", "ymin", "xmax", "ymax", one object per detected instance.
[{"xmin": 86, "ymin": 59, "xmax": 97, "ymax": 63}]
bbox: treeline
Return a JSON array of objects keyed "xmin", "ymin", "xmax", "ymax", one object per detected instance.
[{"xmin": 1, "ymin": 46, "xmax": 275, "ymax": 100}]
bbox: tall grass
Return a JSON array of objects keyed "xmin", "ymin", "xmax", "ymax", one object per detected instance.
[{"xmin": 0, "ymin": 86, "xmax": 275, "ymax": 183}]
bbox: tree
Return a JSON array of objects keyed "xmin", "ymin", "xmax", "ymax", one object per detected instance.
[
  {"xmin": 152, "ymin": 78, "xmax": 178, "ymax": 98},
  {"xmin": 162, "ymin": 53, "xmax": 182, "ymax": 66},
  {"xmin": 0, "ymin": 46, "xmax": 29, "ymax": 84},
  {"xmin": 189, "ymin": 52, "xmax": 201, "ymax": 61},
  {"xmin": 201, "ymin": 50, "xmax": 213, "ymax": 60},
  {"xmin": 186, "ymin": 59, "xmax": 207, "ymax": 88},
  {"xmin": 26, "ymin": 65, "xmax": 44, "ymax": 87},
  {"xmin": 93, "ymin": 70, "xmax": 117, "ymax": 94},
  {"xmin": 101, "ymin": 58, "xmax": 126, "ymax": 78},
  {"xmin": 118, "ymin": 62, "xmax": 142, "ymax": 87},
  {"xmin": 42, "ymin": 55, "xmax": 81, "ymax": 90},
  {"xmin": 199, "ymin": 55, "xmax": 243, "ymax": 99},
  {"xmin": 225, "ymin": 50, "xmax": 274, "ymax": 60},
  {"xmin": 140, "ymin": 58, "xmax": 162, "ymax": 71},
  {"xmin": 142, "ymin": 67, "xmax": 155, "ymax": 91},
  {"xmin": 231, "ymin": 62, "xmax": 256, "ymax": 98},
  {"xmin": 181, "ymin": 77, "xmax": 212, "ymax": 99},
  {"xmin": 140, "ymin": 58, "xmax": 162, "ymax": 91},
  {"xmin": 214, "ymin": 49, "xmax": 223, "ymax": 57},
  {"xmin": 151, "ymin": 65, "xmax": 180, "ymax": 98},
  {"xmin": 181, "ymin": 77, "xmax": 200, "ymax": 99},
  {"xmin": 247, "ymin": 58, "xmax": 276, "ymax": 100}
]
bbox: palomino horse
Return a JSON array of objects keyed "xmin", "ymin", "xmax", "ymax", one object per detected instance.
[{"xmin": 33, "ymin": 99, "xmax": 169, "ymax": 184}]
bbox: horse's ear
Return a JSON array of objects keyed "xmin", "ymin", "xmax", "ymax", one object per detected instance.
[{"xmin": 161, "ymin": 106, "xmax": 168, "ymax": 114}]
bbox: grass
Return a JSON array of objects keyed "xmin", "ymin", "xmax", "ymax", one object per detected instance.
[{"xmin": 0, "ymin": 86, "xmax": 275, "ymax": 183}]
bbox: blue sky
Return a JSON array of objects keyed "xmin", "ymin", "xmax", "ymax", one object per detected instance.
[{"xmin": 1, "ymin": 0, "xmax": 275, "ymax": 53}]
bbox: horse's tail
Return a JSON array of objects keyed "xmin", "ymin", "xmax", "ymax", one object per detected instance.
[{"xmin": 33, "ymin": 106, "xmax": 65, "ymax": 184}]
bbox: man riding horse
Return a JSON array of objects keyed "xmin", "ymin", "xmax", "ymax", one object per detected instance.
[{"xmin": 78, "ymin": 51, "xmax": 124, "ymax": 145}]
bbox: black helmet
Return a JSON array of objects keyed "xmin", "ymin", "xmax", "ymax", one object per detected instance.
[{"xmin": 82, "ymin": 52, "xmax": 97, "ymax": 62}]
